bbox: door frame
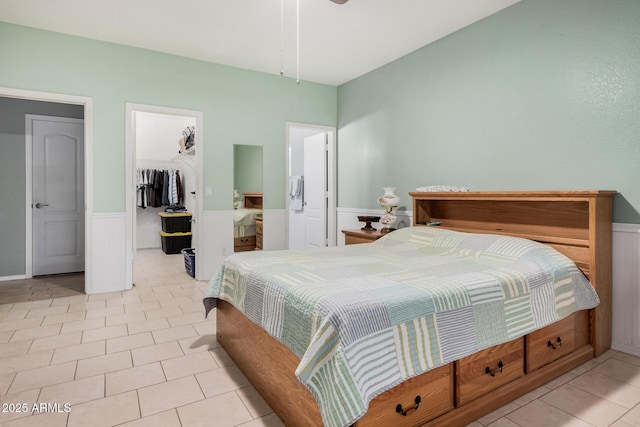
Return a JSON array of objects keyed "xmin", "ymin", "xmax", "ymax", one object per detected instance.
[
  {"xmin": 125, "ymin": 103, "xmax": 204, "ymax": 285},
  {"xmin": 26, "ymin": 114, "xmax": 85, "ymax": 277},
  {"xmin": 0, "ymin": 86, "xmax": 93, "ymax": 289},
  {"xmin": 285, "ymin": 122, "xmax": 337, "ymax": 247}
]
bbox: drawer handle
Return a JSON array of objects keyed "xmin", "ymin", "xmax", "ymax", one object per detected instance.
[
  {"xmin": 395, "ymin": 395, "xmax": 421, "ymax": 416},
  {"xmin": 485, "ymin": 360, "xmax": 504, "ymax": 377},
  {"xmin": 547, "ymin": 337, "xmax": 562, "ymax": 350}
]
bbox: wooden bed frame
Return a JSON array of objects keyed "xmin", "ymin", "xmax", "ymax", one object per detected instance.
[{"xmin": 217, "ymin": 190, "xmax": 616, "ymax": 426}]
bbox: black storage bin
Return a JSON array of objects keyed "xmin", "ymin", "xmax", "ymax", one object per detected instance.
[
  {"xmin": 160, "ymin": 231, "xmax": 192, "ymax": 254},
  {"xmin": 159, "ymin": 212, "xmax": 192, "ymax": 233},
  {"xmin": 181, "ymin": 248, "xmax": 195, "ymax": 277}
]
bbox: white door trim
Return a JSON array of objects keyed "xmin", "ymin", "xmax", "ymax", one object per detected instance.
[
  {"xmin": 285, "ymin": 122, "xmax": 337, "ymax": 247},
  {"xmin": 26, "ymin": 114, "xmax": 85, "ymax": 277},
  {"xmin": 1, "ymin": 86, "xmax": 93, "ymax": 291},
  {"xmin": 125, "ymin": 103, "xmax": 204, "ymax": 286}
]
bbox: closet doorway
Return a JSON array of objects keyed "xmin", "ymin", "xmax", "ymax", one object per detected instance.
[
  {"xmin": 285, "ymin": 122, "xmax": 337, "ymax": 249},
  {"xmin": 125, "ymin": 104, "xmax": 203, "ymax": 287}
]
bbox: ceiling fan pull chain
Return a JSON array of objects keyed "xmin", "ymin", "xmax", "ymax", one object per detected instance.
[
  {"xmin": 280, "ymin": 0, "xmax": 284, "ymax": 76},
  {"xmin": 296, "ymin": 0, "xmax": 300, "ymax": 84}
]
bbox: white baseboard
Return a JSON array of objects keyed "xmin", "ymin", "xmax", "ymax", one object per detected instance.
[{"xmin": 0, "ymin": 275, "xmax": 27, "ymax": 282}]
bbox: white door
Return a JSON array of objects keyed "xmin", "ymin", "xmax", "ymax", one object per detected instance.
[
  {"xmin": 303, "ymin": 133, "xmax": 327, "ymax": 248},
  {"xmin": 31, "ymin": 116, "xmax": 85, "ymax": 275}
]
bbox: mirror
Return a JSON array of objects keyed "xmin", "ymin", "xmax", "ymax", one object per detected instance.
[{"xmin": 233, "ymin": 144, "xmax": 263, "ymax": 252}]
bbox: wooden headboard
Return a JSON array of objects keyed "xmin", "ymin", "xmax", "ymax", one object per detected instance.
[
  {"xmin": 409, "ymin": 190, "xmax": 616, "ymax": 356},
  {"xmin": 243, "ymin": 192, "xmax": 263, "ymax": 209}
]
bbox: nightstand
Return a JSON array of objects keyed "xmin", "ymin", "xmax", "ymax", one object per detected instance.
[{"xmin": 342, "ymin": 229, "xmax": 385, "ymax": 245}]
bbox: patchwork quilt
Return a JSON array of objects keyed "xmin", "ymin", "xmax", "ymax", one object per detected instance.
[{"xmin": 203, "ymin": 226, "xmax": 600, "ymax": 427}]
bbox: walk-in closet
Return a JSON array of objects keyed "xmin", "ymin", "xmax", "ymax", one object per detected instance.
[{"xmin": 135, "ymin": 112, "xmax": 196, "ymax": 258}]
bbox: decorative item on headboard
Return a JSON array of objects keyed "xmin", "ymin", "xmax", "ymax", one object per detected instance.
[
  {"xmin": 415, "ymin": 185, "xmax": 469, "ymax": 192},
  {"xmin": 378, "ymin": 186, "xmax": 400, "ymax": 233}
]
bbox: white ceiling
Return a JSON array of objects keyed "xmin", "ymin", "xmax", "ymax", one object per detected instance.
[{"xmin": 0, "ymin": 0, "xmax": 519, "ymax": 86}]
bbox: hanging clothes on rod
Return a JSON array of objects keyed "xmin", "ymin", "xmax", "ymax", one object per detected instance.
[{"xmin": 137, "ymin": 167, "xmax": 183, "ymax": 209}]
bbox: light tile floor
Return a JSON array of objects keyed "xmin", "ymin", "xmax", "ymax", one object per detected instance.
[
  {"xmin": 0, "ymin": 249, "xmax": 284, "ymax": 427},
  {"xmin": 1, "ymin": 250, "xmax": 640, "ymax": 426}
]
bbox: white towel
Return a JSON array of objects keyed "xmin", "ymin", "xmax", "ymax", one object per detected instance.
[
  {"xmin": 290, "ymin": 176, "xmax": 303, "ymax": 211},
  {"xmin": 289, "ymin": 177, "xmax": 296, "ymax": 197}
]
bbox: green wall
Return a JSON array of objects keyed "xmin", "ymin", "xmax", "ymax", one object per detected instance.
[
  {"xmin": 337, "ymin": 0, "xmax": 640, "ymax": 223},
  {"xmin": 0, "ymin": 21, "xmax": 337, "ymax": 213},
  {"xmin": 2, "ymin": 0, "xmax": 639, "ymax": 239}
]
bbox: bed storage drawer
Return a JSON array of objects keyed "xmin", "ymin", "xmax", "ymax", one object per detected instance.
[
  {"xmin": 456, "ymin": 338, "xmax": 524, "ymax": 406},
  {"xmin": 526, "ymin": 313, "xmax": 577, "ymax": 372},
  {"xmin": 234, "ymin": 235, "xmax": 256, "ymax": 252},
  {"xmin": 355, "ymin": 364, "xmax": 453, "ymax": 426}
]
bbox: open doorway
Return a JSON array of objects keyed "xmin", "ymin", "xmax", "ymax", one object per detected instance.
[
  {"xmin": 125, "ymin": 104, "xmax": 203, "ymax": 287},
  {"xmin": 285, "ymin": 122, "xmax": 337, "ymax": 249},
  {"xmin": 0, "ymin": 88, "xmax": 93, "ymax": 295}
]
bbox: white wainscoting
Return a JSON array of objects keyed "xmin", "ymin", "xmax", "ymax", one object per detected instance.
[
  {"xmin": 196, "ymin": 211, "xmax": 234, "ymax": 282},
  {"xmin": 196, "ymin": 209, "xmax": 288, "ymax": 282},
  {"xmin": 612, "ymin": 223, "xmax": 640, "ymax": 357},
  {"xmin": 87, "ymin": 212, "xmax": 126, "ymax": 294},
  {"xmin": 263, "ymin": 209, "xmax": 287, "ymax": 251}
]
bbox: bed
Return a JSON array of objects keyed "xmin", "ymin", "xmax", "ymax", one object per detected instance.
[
  {"xmin": 233, "ymin": 192, "xmax": 263, "ymax": 252},
  {"xmin": 205, "ymin": 190, "xmax": 615, "ymax": 427}
]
